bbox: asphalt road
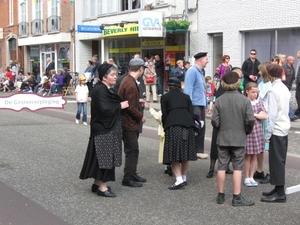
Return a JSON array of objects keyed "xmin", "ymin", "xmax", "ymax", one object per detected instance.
[{"xmin": 1, "ymin": 95, "xmax": 300, "ymax": 225}]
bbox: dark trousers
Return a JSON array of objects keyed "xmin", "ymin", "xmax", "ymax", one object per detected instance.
[
  {"xmin": 123, "ymin": 130, "xmax": 139, "ymax": 180},
  {"xmin": 269, "ymin": 135, "xmax": 288, "ymax": 186},
  {"xmin": 193, "ymin": 106, "xmax": 206, "ymax": 153},
  {"xmin": 294, "ymin": 91, "xmax": 300, "ymax": 116}
]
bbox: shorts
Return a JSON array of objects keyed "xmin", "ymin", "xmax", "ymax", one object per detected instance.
[{"xmin": 218, "ymin": 146, "xmax": 245, "ymax": 170}]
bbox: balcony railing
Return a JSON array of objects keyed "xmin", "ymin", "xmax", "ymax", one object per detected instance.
[
  {"xmin": 47, "ymin": 16, "xmax": 61, "ymax": 33},
  {"xmin": 31, "ymin": 19, "xmax": 43, "ymax": 36},
  {"xmin": 18, "ymin": 22, "xmax": 29, "ymax": 37}
]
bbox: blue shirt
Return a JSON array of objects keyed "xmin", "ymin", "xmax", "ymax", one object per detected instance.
[{"xmin": 183, "ymin": 65, "xmax": 207, "ymax": 107}]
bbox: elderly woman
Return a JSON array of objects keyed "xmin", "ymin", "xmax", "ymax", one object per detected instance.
[
  {"xmin": 144, "ymin": 60, "xmax": 158, "ymax": 103},
  {"xmin": 79, "ymin": 64, "xmax": 129, "ymax": 197}
]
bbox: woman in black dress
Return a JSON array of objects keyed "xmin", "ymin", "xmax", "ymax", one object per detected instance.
[
  {"xmin": 79, "ymin": 64, "xmax": 129, "ymax": 197},
  {"xmin": 161, "ymin": 77, "xmax": 197, "ymax": 190}
]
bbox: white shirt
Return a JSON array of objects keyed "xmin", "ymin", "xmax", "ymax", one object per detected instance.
[{"xmin": 75, "ymin": 84, "xmax": 89, "ymax": 102}]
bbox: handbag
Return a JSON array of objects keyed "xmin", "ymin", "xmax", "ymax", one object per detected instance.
[{"xmin": 146, "ymin": 76, "xmax": 154, "ymax": 83}]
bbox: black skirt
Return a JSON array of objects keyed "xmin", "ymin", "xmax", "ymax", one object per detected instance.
[
  {"xmin": 163, "ymin": 126, "xmax": 197, "ymax": 164},
  {"xmin": 79, "ymin": 137, "xmax": 115, "ymax": 182}
]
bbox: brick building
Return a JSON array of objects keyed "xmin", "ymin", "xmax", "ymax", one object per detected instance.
[
  {"xmin": 1, "ymin": 0, "xmax": 75, "ymax": 81},
  {"xmin": 0, "ymin": 0, "xmax": 20, "ymax": 76}
]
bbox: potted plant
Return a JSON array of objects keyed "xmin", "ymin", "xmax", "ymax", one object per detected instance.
[
  {"xmin": 162, "ymin": 20, "xmax": 177, "ymax": 32},
  {"xmin": 175, "ymin": 20, "xmax": 191, "ymax": 32}
]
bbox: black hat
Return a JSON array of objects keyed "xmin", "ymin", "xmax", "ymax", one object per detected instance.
[
  {"xmin": 98, "ymin": 64, "xmax": 114, "ymax": 80},
  {"xmin": 222, "ymin": 72, "xmax": 239, "ymax": 84},
  {"xmin": 194, "ymin": 52, "xmax": 207, "ymax": 60},
  {"xmin": 167, "ymin": 77, "xmax": 181, "ymax": 87},
  {"xmin": 266, "ymin": 64, "xmax": 282, "ymax": 78}
]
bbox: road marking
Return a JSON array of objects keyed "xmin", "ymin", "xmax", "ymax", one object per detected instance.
[{"xmin": 67, "ymin": 100, "xmax": 77, "ymax": 103}]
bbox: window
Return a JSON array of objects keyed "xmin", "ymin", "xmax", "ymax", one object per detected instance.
[
  {"xmin": 83, "ymin": 0, "xmax": 141, "ymax": 18},
  {"xmin": 9, "ymin": 0, "xmax": 13, "ymax": 25},
  {"xmin": 9, "ymin": 38, "xmax": 17, "ymax": 61},
  {"xmin": 35, "ymin": 0, "xmax": 42, "ymax": 33},
  {"xmin": 51, "ymin": 0, "xmax": 58, "ymax": 16},
  {"xmin": 21, "ymin": 2, "xmax": 26, "ymax": 22}
]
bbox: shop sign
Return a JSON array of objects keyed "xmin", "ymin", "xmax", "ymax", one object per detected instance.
[
  {"xmin": 109, "ymin": 48, "xmax": 141, "ymax": 53},
  {"xmin": 78, "ymin": 25, "xmax": 102, "ymax": 33},
  {"xmin": 166, "ymin": 45, "xmax": 186, "ymax": 51},
  {"xmin": 103, "ymin": 24, "xmax": 139, "ymax": 37},
  {"xmin": 141, "ymin": 40, "xmax": 164, "ymax": 47},
  {"xmin": 138, "ymin": 11, "xmax": 163, "ymax": 37}
]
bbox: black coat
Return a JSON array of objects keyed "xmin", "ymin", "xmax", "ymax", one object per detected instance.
[
  {"xmin": 161, "ymin": 89, "xmax": 194, "ymax": 130},
  {"xmin": 90, "ymin": 82, "xmax": 122, "ymax": 136},
  {"xmin": 241, "ymin": 58, "xmax": 260, "ymax": 88}
]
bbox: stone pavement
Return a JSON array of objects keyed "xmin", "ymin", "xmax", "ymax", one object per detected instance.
[{"xmin": 1, "ymin": 92, "xmax": 300, "ymax": 225}]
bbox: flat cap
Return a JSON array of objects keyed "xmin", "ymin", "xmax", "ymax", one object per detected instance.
[
  {"xmin": 222, "ymin": 72, "xmax": 239, "ymax": 84},
  {"xmin": 167, "ymin": 77, "xmax": 181, "ymax": 87},
  {"xmin": 194, "ymin": 52, "xmax": 207, "ymax": 60},
  {"xmin": 129, "ymin": 58, "xmax": 148, "ymax": 67}
]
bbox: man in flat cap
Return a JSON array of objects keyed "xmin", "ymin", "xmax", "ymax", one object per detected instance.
[
  {"xmin": 183, "ymin": 52, "xmax": 209, "ymax": 159},
  {"xmin": 118, "ymin": 58, "xmax": 147, "ymax": 188}
]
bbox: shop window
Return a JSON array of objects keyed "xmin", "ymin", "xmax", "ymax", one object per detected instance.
[
  {"xmin": 57, "ymin": 43, "xmax": 70, "ymax": 70},
  {"xmin": 244, "ymin": 28, "xmax": 300, "ymax": 62}
]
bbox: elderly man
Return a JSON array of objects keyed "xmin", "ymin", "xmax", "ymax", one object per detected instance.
[
  {"xmin": 45, "ymin": 58, "xmax": 55, "ymax": 78},
  {"xmin": 183, "ymin": 52, "xmax": 209, "ymax": 159}
]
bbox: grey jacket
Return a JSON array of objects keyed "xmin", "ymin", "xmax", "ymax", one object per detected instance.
[{"xmin": 211, "ymin": 90, "xmax": 255, "ymax": 147}]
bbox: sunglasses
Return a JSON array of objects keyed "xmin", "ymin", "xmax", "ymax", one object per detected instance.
[
  {"xmin": 225, "ymin": 57, "xmax": 230, "ymax": 59},
  {"xmin": 250, "ymin": 53, "xmax": 256, "ymax": 55}
]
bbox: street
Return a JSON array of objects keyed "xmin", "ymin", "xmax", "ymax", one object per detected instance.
[{"xmin": 1, "ymin": 96, "xmax": 300, "ymax": 225}]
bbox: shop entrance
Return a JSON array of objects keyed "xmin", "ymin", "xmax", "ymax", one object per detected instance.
[{"xmin": 141, "ymin": 49, "xmax": 164, "ymax": 62}]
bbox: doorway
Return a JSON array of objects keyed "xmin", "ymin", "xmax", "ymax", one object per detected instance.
[{"xmin": 141, "ymin": 49, "xmax": 164, "ymax": 62}]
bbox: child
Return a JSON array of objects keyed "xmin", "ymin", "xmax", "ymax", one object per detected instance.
[
  {"xmin": 211, "ymin": 71, "xmax": 255, "ymax": 206},
  {"xmin": 147, "ymin": 102, "xmax": 172, "ymax": 176},
  {"xmin": 75, "ymin": 75, "xmax": 89, "ymax": 125},
  {"xmin": 205, "ymin": 76, "xmax": 215, "ymax": 114},
  {"xmin": 243, "ymin": 82, "xmax": 267, "ymax": 187}
]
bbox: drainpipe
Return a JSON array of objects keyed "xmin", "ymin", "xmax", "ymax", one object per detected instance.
[{"xmin": 184, "ymin": 0, "xmax": 188, "ymax": 61}]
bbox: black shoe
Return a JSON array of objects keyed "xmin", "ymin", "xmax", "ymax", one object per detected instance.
[
  {"xmin": 206, "ymin": 169, "xmax": 214, "ymax": 178},
  {"xmin": 290, "ymin": 117, "xmax": 298, "ymax": 122},
  {"xmin": 253, "ymin": 171, "xmax": 265, "ymax": 180},
  {"xmin": 168, "ymin": 182, "xmax": 187, "ymax": 190},
  {"xmin": 91, "ymin": 184, "xmax": 111, "ymax": 193},
  {"xmin": 216, "ymin": 193, "xmax": 225, "ymax": 204},
  {"xmin": 122, "ymin": 179, "xmax": 143, "ymax": 187},
  {"xmin": 261, "ymin": 193, "xmax": 286, "ymax": 203},
  {"xmin": 133, "ymin": 174, "xmax": 147, "ymax": 183},
  {"xmin": 164, "ymin": 165, "xmax": 173, "ymax": 177},
  {"xmin": 96, "ymin": 188, "xmax": 116, "ymax": 197},
  {"xmin": 260, "ymin": 173, "xmax": 270, "ymax": 184},
  {"xmin": 232, "ymin": 194, "xmax": 255, "ymax": 206},
  {"xmin": 226, "ymin": 168, "xmax": 233, "ymax": 174},
  {"xmin": 262, "ymin": 189, "xmax": 276, "ymax": 197}
]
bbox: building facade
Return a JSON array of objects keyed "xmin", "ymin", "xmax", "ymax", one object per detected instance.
[
  {"xmin": 16, "ymin": 0, "xmax": 75, "ymax": 81},
  {"xmin": 0, "ymin": 0, "xmax": 20, "ymax": 76},
  {"xmin": 75, "ymin": 0, "xmax": 197, "ymax": 83}
]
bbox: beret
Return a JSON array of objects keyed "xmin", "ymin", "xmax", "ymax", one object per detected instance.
[
  {"xmin": 266, "ymin": 64, "xmax": 283, "ymax": 78},
  {"xmin": 222, "ymin": 72, "xmax": 239, "ymax": 84},
  {"xmin": 194, "ymin": 52, "xmax": 207, "ymax": 60}
]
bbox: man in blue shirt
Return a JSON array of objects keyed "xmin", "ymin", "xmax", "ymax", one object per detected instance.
[{"xmin": 184, "ymin": 52, "xmax": 209, "ymax": 159}]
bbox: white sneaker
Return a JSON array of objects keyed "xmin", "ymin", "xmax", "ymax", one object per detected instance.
[
  {"xmin": 75, "ymin": 119, "xmax": 79, "ymax": 124},
  {"xmin": 250, "ymin": 178, "xmax": 258, "ymax": 187},
  {"xmin": 83, "ymin": 122, "xmax": 88, "ymax": 126},
  {"xmin": 196, "ymin": 153, "xmax": 208, "ymax": 159},
  {"xmin": 244, "ymin": 179, "xmax": 252, "ymax": 187}
]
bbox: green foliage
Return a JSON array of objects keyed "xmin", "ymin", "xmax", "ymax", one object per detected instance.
[{"xmin": 162, "ymin": 20, "xmax": 191, "ymax": 28}]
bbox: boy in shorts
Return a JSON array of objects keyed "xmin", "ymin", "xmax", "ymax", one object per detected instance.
[{"xmin": 211, "ymin": 72, "xmax": 255, "ymax": 206}]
